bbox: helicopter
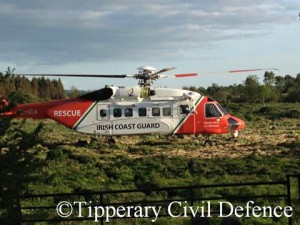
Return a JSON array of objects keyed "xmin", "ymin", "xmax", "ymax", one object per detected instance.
[{"xmin": 0, "ymin": 65, "xmax": 275, "ymax": 144}]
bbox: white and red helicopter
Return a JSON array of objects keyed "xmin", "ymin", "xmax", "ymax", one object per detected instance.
[{"xmin": 0, "ymin": 66, "xmax": 274, "ymax": 143}]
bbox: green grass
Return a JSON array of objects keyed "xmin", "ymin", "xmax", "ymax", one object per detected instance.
[{"xmin": 0, "ymin": 103, "xmax": 300, "ymax": 224}]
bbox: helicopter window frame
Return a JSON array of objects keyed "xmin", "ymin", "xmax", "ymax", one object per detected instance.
[
  {"xmin": 152, "ymin": 107, "xmax": 160, "ymax": 117},
  {"xmin": 124, "ymin": 108, "xmax": 133, "ymax": 117},
  {"xmin": 205, "ymin": 103, "xmax": 222, "ymax": 118},
  {"xmin": 179, "ymin": 104, "xmax": 190, "ymax": 115},
  {"xmin": 163, "ymin": 107, "xmax": 172, "ymax": 116},
  {"xmin": 138, "ymin": 107, "xmax": 147, "ymax": 117},
  {"xmin": 113, "ymin": 108, "xmax": 122, "ymax": 118}
]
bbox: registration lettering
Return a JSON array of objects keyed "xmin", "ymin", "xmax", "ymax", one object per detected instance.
[
  {"xmin": 27, "ymin": 109, "xmax": 38, "ymax": 115},
  {"xmin": 53, "ymin": 110, "xmax": 81, "ymax": 117}
]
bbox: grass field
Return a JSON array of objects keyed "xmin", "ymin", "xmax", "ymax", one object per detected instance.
[{"xmin": 0, "ymin": 103, "xmax": 300, "ymax": 224}]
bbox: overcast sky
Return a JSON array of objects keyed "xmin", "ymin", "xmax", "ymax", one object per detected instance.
[{"xmin": 0, "ymin": 0, "xmax": 299, "ymax": 90}]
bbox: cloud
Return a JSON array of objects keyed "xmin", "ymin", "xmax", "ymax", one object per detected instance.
[{"xmin": 0, "ymin": 0, "xmax": 298, "ymax": 66}]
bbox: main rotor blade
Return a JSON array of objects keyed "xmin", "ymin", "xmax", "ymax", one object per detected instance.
[
  {"xmin": 16, "ymin": 74, "xmax": 128, "ymax": 78},
  {"xmin": 163, "ymin": 73, "xmax": 198, "ymax": 78},
  {"xmin": 228, "ymin": 68, "xmax": 279, "ymax": 73},
  {"xmin": 174, "ymin": 73, "xmax": 198, "ymax": 78},
  {"xmin": 197, "ymin": 68, "xmax": 279, "ymax": 75},
  {"xmin": 152, "ymin": 67, "xmax": 176, "ymax": 76}
]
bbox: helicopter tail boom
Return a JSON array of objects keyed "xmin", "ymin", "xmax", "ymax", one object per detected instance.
[
  {"xmin": 0, "ymin": 111, "xmax": 16, "ymax": 117},
  {"xmin": 0, "ymin": 99, "xmax": 74, "ymax": 119}
]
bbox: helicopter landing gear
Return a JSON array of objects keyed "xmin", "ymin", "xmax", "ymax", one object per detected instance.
[
  {"xmin": 203, "ymin": 139, "xmax": 213, "ymax": 147},
  {"xmin": 231, "ymin": 130, "xmax": 239, "ymax": 139},
  {"xmin": 107, "ymin": 137, "xmax": 116, "ymax": 146},
  {"xmin": 230, "ymin": 130, "xmax": 240, "ymax": 144},
  {"xmin": 203, "ymin": 135, "xmax": 214, "ymax": 147},
  {"xmin": 176, "ymin": 134, "xmax": 185, "ymax": 139}
]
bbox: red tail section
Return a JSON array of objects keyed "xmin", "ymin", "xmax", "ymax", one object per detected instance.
[
  {"xmin": 46, "ymin": 100, "xmax": 94, "ymax": 128},
  {"xmin": 9, "ymin": 99, "xmax": 74, "ymax": 119},
  {"xmin": 0, "ymin": 99, "xmax": 77, "ymax": 119},
  {"xmin": 0, "ymin": 98, "xmax": 95, "ymax": 129}
]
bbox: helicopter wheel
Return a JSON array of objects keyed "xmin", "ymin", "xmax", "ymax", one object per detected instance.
[
  {"xmin": 107, "ymin": 137, "xmax": 116, "ymax": 146},
  {"xmin": 231, "ymin": 130, "xmax": 239, "ymax": 139},
  {"xmin": 203, "ymin": 140, "xmax": 213, "ymax": 147},
  {"xmin": 176, "ymin": 134, "xmax": 184, "ymax": 139},
  {"xmin": 203, "ymin": 135, "xmax": 214, "ymax": 147}
]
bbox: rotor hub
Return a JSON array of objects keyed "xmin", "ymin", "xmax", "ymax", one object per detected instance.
[
  {"xmin": 137, "ymin": 66, "xmax": 157, "ymax": 74},
  {"xmin": 135, "ymin": 66, "xmax": 158, "ymax": 87}
]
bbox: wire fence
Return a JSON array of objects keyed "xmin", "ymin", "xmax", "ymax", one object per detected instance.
[{"xmin": 12, "ymin": 174, "xmax": 300, "ymax": 225}]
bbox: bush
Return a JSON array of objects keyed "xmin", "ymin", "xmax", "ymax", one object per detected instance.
[{"xmin": 8, "ymin": 91, "xmax": 40, "ymax": 107}]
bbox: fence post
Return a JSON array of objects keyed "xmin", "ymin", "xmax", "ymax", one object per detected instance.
[
  {"xmin": 286, "ymin": 175, "xmax": 293, "ymax": 225},
  {"xmin": 100, "ymin": 193, "xmax": 104, "ymax": 225},
  {"xmin": 190, "ymin": 187, "xmax": 194, "ymax": 207},
  {"xmin": 189, "ymin": 187, "xmax": 194, "ymax": 221},
  {"xmin": 14, "ymin": 195, "xmax": 22, "ymax": 225},
  {"xmin": 295, "ymin": 174, "xmax": 300, "ymax": 225}
]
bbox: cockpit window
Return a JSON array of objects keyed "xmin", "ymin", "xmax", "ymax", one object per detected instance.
[
  {"xmin": 217, "ymin": 103, "xmax": 228, "ymax": 115},
  {"xmin": 205, "ymin": 103, "xmax": 222, "ymax": 118}
]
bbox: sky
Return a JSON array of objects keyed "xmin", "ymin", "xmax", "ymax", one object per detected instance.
[{"xmin": 0, "ymin": 0, "xmax": 299, "ymax": 90}]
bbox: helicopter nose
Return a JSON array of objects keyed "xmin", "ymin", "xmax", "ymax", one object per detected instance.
[{"xmin": 227, "ymin": 117, "xmax": 245, "ymax": 131}]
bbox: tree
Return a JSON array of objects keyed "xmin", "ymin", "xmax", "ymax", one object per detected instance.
[
  {"xmin": 283, "ymin": 75, "xmax": 295, "ymax": 93},
  {"xmin": 51, "ymin": 79, "xmax": 65, "ymax": 100},
  {"xmin": 285, "ymin": 89, "xmax": 300, "ymax": 102},
  {"xmin": 260, "ymin": 85, "xmax": 279, "ymax": 105},
  {"xmin": 295, "ymin": 73, "xmax": 300, "ymax": 88},
  {"xmin": 1, "ymin": 68, "xmax": 67, "ymax": 104},
  {"xmin": 5, "ymin": 67, "xmax": 15, "ymax": 78},
  {"xmin": 68, "ymin": 86, "xmax": 81, "ymax": 98},
  {"xmin": 263, "ymin": 71, "xmax": 275, "ymax": 86},
  {"xmin": 275, "ymin": 76, "xmax": 285, "ymax": 92},
  {"xmin": 31, "ymin": 77, "xmax": 39, "ymax": 97},
  {"xmin": 241, "ymin": 75, "xmax": 262, "ymax": 103}
]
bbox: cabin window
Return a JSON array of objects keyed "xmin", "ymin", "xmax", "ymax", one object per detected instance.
[
  {"xmin": 138, "ymin": 107, "xmax": 147, "ymax": 117},
  {"xmin": 205, "ymin": 103, "xmax": 222, "ymax": 118},
  {"xmin": 179, "ymin": 104, "xmax": 190, "ymax": 115},
  {"xmin": 124, "ymin": 108, "xmax": 133, "ymax": 117},
  {"xmin": 99, "ymin": 109, "xmax": 107, "ymax": 118},
  {"xmin": 152, "ymin": 107, "xmax": 160, "ymax": 117},
  {"xmin": 113, "ymin": 108, "xmax": 122, "ymax": 117},
  {"xmin": 163, "ymin": 107, "xmax": 171, "ymax": 116}
]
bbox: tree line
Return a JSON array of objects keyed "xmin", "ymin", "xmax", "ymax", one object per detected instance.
[
  {"xmin": 0, "ymin": 67, "xmax": 65, "ymax": 106},
  {"xmin": 1, "ymin": 67, "xmax": 299, "ymax": 107},
  {"xmin": 184, "ymin": 72, "xmax": 300, "ymax": 105}
]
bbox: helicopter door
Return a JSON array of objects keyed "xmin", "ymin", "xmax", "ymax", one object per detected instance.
[
  {"xmin": 97, "ymin": 104, "xmax": 110, "ymax": 120},
  {"xmin": 202, "ymin": 103, "xmax": 222, "ymax": 133},
  {"xmin": 178, "ymin": 103, "xmax": 196, "ymax": 134}
]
